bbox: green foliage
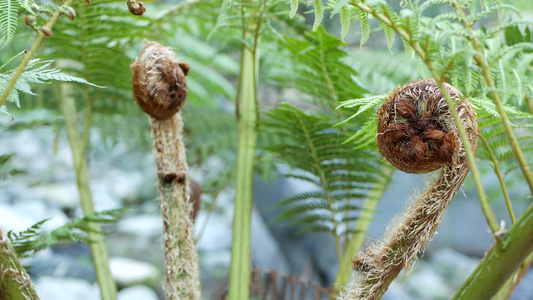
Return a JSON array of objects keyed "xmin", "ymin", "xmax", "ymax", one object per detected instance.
[
  {"xmin": 262, "ymin": 28, "xmax": 385, "ymax": 245},
  {"xmin": 0, "ymin": 0, "xmax": 35, "ymax": 47},
  {"xmin": 0, "ymin": 153, "xmax": 24, "ymax": 178},
  {"xmin": 7, "ymin": 209, "xmax": 122, "ymax": 258},
  {"xmin": 262, "ymin": 104, "xmax": 381, "ymax": 237},
  {"xmin": 0, "ymin": 59, "xmax": 99, "ymax": 115},
  {"xmin": 474, "ymin": 99, "xmax": 533, "ymax": 176}
]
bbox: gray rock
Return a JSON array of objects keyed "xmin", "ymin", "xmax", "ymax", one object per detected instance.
[
  {"xmin": 196, "ymin": 212, "xmax": 233, "ymax": 252},
  {"xmin": 35, "ymin": 276, "xmax": 99, "ymax": 300},
  {"xmin": 117, "ymin": 215, "xmax": 162, "ymax": 238},
  {"xmin": 118, "ymin": 285, "xmax": 159, "ymax": 300},
  {"xmin": 0, "ymin": 203, "xmax": 35, "ymax": 232},
  {"xmin": 405, "ymin": 265, "xmax": 452, "ymax": 299},
  {"xmin": 251, "ymin": 208, "xmax": 290, "ymax": 274},
  {"xmin": 110, "ymin": 257, "xmax": 159, "ymax": 287},
  {"xmin": 382, "ymin": 281, "xmax": 415, "ymax": 300},
  {"xmin": 430, "ymin": 248, "xmax": 478, "ymax": 288},
  {"xmin": 33, "ymin": 183, "xmax": 80, "ymax": 210}
]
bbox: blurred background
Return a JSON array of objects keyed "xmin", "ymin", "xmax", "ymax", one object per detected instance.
[{"xmin": 1, "ymin": 0, "xmax": 532, "ymax": 299}]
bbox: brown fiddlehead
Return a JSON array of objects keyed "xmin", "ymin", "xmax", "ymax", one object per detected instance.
[
  {"xmin": 131, "ymin": 41, "xmax": 199, "ymax": 300},
  {"xmin": 341, "ymin": 79, "xmax": 478, "ymax": 299}
]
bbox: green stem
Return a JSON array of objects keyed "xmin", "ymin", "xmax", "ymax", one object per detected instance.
[
  {"xmin": 0, "ymin": 228, "xmax": 40, "ymax": 300},
  {"xmin": 228, "ymin": 45, "xmax": 259, "ymax": 300},
  {"xmin": 453, "ymin": 203, "xmax": 533, "ymax": 299},
  {"xmin": 479, "ymin": 134, "xmax": 515, "ymax": 223},
  {"xmin": 334, "ymin": 165, "xmax": 395, "ymax": 289},
  {"xmin": 451, "ymin": 0, "xmax": 533, "ymax": 195},
  {"xmin": 0, "ymin": 0, "xmax": 76, "ymax": 108},
  {"xmin": 351, "ymin": 0, "xmax": 499, "ymax": 234},
  {"xmin": 56, "ymin": 83, "xmax": 117, "ymax": 300}
]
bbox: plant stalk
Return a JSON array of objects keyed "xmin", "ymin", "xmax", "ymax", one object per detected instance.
[
  {"xmin": 150, "ymin": 114, "xmax": 200, "ymax": 300},
  {"xmin": 56, "ymin": 83, "xmax": 117, "ymax": 300},
  {"xmin": 453, "ymin": 203, "xmax": 533, "ymax": 299},
  {"xmin": 228, "ymin": 44, "xmax": 259, "ymax": 300},
  {"xmin": 0, "ymin": 228, "xmax": 40, "ymax": 300}
]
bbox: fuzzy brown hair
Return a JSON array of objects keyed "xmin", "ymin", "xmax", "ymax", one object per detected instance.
[{"xmin": 131, "ymin": 41, "xmax": 189, "ymax": 120}]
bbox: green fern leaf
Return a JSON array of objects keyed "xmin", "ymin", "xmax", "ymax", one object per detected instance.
[
  {"xmin": 381, "ymin": 21, "xmax": 395, "ymax": 53},
  {"xmin": 356, "ymin": 7, "xmax": 370, "ymax": 47},
  {"xmin": 290, "ymin": 0, "xmax": 299, "ymax": 18},
  {"xmin": 15, "ymin": 0, "xmax": 35, "ymax": 13},
  {"xmin": 0, "ymin": 0, "xmax": 18, "ymax": 45},
  {"xmin": 312, "ymin": 0, "xmax": 324, "ymax": 31},
  {"xmin": 340, "ymin": 5, "xmax": 351, "ymax": 42}
]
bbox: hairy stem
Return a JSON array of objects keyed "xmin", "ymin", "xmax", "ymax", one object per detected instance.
[
  {"xmin": 0, "ymin": 228, "xmax": 39, "ymax": 300},
  {"xmin": 56, "ymin": 83, "xmax": 117, "ymax": 300},
  {"xmin": 151, "ymin": 114, "xmax": 200, "ymax": 300},
  {"xmin": 0, "ymin": 0, "xmax": 76, "ymax": 108}
]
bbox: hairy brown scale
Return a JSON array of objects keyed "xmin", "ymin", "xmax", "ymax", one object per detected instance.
[{"xmin": 377, "ymin": 79, "xmax": 461, "ymax": 173}]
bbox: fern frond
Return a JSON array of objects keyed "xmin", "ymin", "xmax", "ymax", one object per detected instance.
[
  {"xmin": 8, "ymin": 209, "xmax": 123, "ymax": 258},
  {"xmin": 312, "ymin": 0, "xmax": 324, "ymax": 31},
  {"xmin": 340, "ymin": 5, "xmax": 351, "ymax": 42},
  {"xmin": 0, "ymin": 59, "xmax": 100, "ymax": 111},
  {"xmin": 0, "ymin": 0, "xmax": 18, "ymax": 45},
  {"xmin": 356, "ymin": 7, "xmax": 370, "ymax": 47},
  {"xmin": 290, "ymin": 0, "xmax": 299, "ymax": 18},
  {"xmin": 262, "ymin": 103, "xmax": 383, "ymax": 237}
]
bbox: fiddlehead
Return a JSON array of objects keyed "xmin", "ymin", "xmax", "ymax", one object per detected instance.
[{"xmin": 341, "ymin": 79, "xmax": 478, "ymax": 299}]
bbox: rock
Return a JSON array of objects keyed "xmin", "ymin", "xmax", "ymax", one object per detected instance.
[
  {"xmin": 251, "ymin": 208, "xmax": 290, "ymax": 274},
  {"xmin": 33, "ymin": 183, "xmax": 80, "ymax": 210},
  {"xmin": 109, "ymin": 257, "xmax": 159, "ymax": 287},
  {"xmin": 11, "ymin": 200, "xmax": 69, "ymax": 232},
  {"xmin": 0, "ymin": 204, "xmax": 35, "ymax": 232},
  {"xmin": 405, "ymin": 265, "xmax": 452, "ymax": 299},
  {"xmin": 117, "ymin": 215, "xmax": 162, "ymax": 238},
  {"xmin": 35, "ymin": 276, "xmax": 99, "ymax": 300},
  {"xmin": 382, "ymin": 281, "xmax": 415, "ymax": 300},
  {"xmin": 118, "ymin": 285, "xmax": 159, "ymax": 300},
  {"xmin": 196, "ymin": 212, "xmax": 233, "ymax": 252},
  {"xmin": 430, "ymin": 247, "xmax": 478, "ymax": 288}
]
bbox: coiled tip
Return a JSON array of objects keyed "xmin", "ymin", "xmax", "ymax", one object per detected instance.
[
  {"xmin": 131, "ymin": 41, "xmax": 189, "ymax": 120},
  {"xmin": 377, "ymin": 79, "xmax": 474, "ymax": 174}
]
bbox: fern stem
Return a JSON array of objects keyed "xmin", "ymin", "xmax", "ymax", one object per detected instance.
[
  {"xmin": 351, "ymin": 0, "xmax": 499, "ymax": 234},
  {"xmin": 0, "ymin": 228, "xmax": 40, "ymax": 300},
  {"xmin": 56, "ymin": 83, "xmax": 117, "ymax": 300},
  {"xmin": 525, "ymin": 94, "xmax": 533, "ymax": 115},
  {"xmin": 0, "ymin": 0, "xmax": 76, "ymax": 109},
  {"xmin": 228, "ymin": 1, "xmax": 265, "ymax": 298},
  {"xmin": 228, "ymin": 44, "xmax": 259, "ymax": 300},
  {"xmin": 150, "ymin": 115, "xmax": 200, "ymax": 299},
  {"xmin": 453, "ymin": 203, "xmax": 533, "ymax": 299},
  {"xmin": 450, "ymin": 0, "xmax": 533, "ymax": 196},
  {"xmin": 334, "ymin": 165, "xmax": 394, "ymax": 289},
  {"xmin": 479, "ymin": 134, "xmax": 515, "ymax": 223}
]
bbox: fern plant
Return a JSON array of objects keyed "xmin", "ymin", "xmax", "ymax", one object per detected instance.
[{"xmin": 290, "ymin": 0, "xmax": 533, "ymax": 298}]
